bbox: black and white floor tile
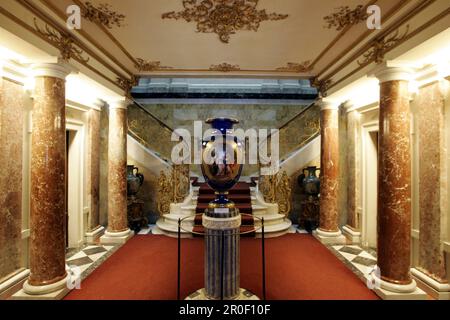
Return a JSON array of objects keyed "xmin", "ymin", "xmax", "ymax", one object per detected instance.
[
  {"xmin": 329, "ymin": 245, "xmax": 378, "ymax": 282},
  {"xmin": 66, "ymin": 245, "xmax": 117, "ymax": 280}
]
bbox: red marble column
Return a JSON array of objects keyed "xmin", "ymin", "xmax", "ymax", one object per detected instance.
[
  {"xmin": 315, "ymin": 99, "xmax": 345, "ymax": 243},
  {"xmin": 374, "ymin": 66, "xmax": 417, "ymax": 293},
  {"xmin": 23, "ymin": 62, "xmax": 71, "ymax": 295},
  {"xmin": 100, "ymin": 100, "xmax": 132, "ymax": 244}
]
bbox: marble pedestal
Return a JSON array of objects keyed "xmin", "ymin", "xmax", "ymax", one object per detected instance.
[
  {"xmin": 203, "ymin": 207, "xmax": 241, "ymax": 300},
  {"xmin": 313, "ymin": 228, "xmax": 346, "ymax": 244},
  {"xmin": 100, "ymin": 229, "xmax": 133, "ymax": 244}
]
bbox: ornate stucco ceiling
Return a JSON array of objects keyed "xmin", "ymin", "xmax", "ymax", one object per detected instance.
[{"xmin": 0, "ymin": 0, "xmax": 448, "ymax": 97}]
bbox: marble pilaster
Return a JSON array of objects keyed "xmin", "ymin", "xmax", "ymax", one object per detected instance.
[
  {"xmin": 411, "ymin": 81, "xmax": 449, "ymax": 299},
  {"xmin": 314, "ymin": 100, "xmax": 345, "ymax": 244},
  {"xmin": 85, "ymin": 101, "xmax": 104, "ymax": 243},
  {"xmin": 343, "ymin": 102, "xmax": 362, "ymax": 243},
  {"xmin": 0, "ymin": 76, "xmax": 24, "ymax": 282},
  {"xmin": 100, "ymin": 99, "xmax": 132, "ymax": 244},
  {"xmin": 373, "ymin": 66, "xmax": 424, "ymax": 298},
  {"xmin": 22, "ymin": 62, "xmax": 71, "ymax": 296}
]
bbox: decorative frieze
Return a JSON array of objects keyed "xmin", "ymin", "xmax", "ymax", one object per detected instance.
[
  {"xmin": 162, "ymin": 0, "xmax": 288, "ymax": 43},
  {"xmin": 209, "ymin": 62, "xmax": 241, "ymax": 72},
  {"xmin": 276, "ymin": 61, "xmax": 312, "ymax": 73},
  {"xmin": 82, "ymin": 2, "xmax": 125, "ymax": 29},
  {"xmin": 34, "ymin": 19, "xmax": 88, "ymax": 62},
  {"xmin": 324, "ymin": 5, "xmax": 368, "ymax": 31}
]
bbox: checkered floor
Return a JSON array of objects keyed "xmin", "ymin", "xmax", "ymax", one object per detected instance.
[
  {"xmin": 331, "ymin": 245, "xmax": 378, "ymax": 281},
  {"xmin": 66, "ymin": 245, "xmax": 116, "ymax": 275}
]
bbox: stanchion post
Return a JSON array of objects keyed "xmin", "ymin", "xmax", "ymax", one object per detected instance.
[
  {"xmin": 220, "ymin": 230, "xmax": 225, "ymax": 301},
  {"xmin": 262, "ymin": 217, "xmax": 266, "ymax": 300},
  {"xmin": 177, "ymin": 218, "xmax": 181, "ymax": 300}
]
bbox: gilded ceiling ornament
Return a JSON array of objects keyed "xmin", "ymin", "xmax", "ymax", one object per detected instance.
[
  {"xmin": 162, "ymin": 0, "xmax": 289, "ymax": 44},
  {"xmin": 209, "ymin": 63, "xmax": 241, "ymax": 72},
  {"xmin": 324, "ymin": 5, "xmax": 368, "ymax": 31},
  {"xmin": 135, "ymin": 58, "xmax": 173, "ymax": 72},
  {"xmin": 358, "ymin": 26, "xmax": 410, "ymax": 66},
  {"xmin": 82, "ymin": 2, "xmax": 125, "ymax": 29},
  {"xmin": 116, "ymin": 75, "xmax": 139, "ymax": 98},
  {"xmin": 311, "ymin": 78, "xmax": 332, "ymax": 98},
  {"xmin": 276, "ymin": 61, "xmax": 313, "ymax": 73},
  {"xmin": 34, "ymin": 19, "xmax": 89, "ymax": 62}
]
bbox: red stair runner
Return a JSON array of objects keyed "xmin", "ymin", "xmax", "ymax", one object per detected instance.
[{"xmin": 193, "ymin": 182, "xmax": 255, "ymax": 236}]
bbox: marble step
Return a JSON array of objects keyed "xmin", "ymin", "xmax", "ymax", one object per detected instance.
[
  {"xmin": 253, "ymin": 213, "xmax": 287, "ymax": 226},
  {"xmin": 163, "ymin": 213, "xmax": 195, "ymax": 223},
  {"xmin": 156, "ymin": 219, "xmax": 193, "ymax": 234},
  {"xmin": 254, "ymin": 219, "xmax": 292, "ymax": 238}
]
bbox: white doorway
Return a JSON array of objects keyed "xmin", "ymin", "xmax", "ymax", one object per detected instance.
[
  {"xmin": 361, "ymin": 124, "xmax": 379, "ymax": 249},
  {"xmin": 66, "ymin": 121, "xmax": 85, "ymax": 249}
]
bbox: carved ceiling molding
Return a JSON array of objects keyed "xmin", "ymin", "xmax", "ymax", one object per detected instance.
[
  {"xmin": 324, "ymin": 5, "xmax": 368, "ymax": 31},
  {"xmin": 358, "ymin": 26, "xmax": 410, "ymax": 65},
  {"xmin": 209, "ymin": 63, "xmax": 241, "ymax": 72},
  {"xmin": 276, "ymin": 61, "xmax": 313, "ymax": 73},
  {"xmin": 162, "ymin": 0, "xmax": 289, "ymax": 44},
  {"xmin": 82, "ymin": 1, "xmax": 126, "ymax": 29},
  {"xmin": 117, "ymin": 75, "xmax": 139, "ymax": 98},
  {"xmin": 34, "ymin": 18, "xmax": 89, "ymax": 62},
  {"xmin": 135, "ymin": 58, "xmax": 173, "ymax": 72},
  {"xmin": 311, "ymin": 78, "xmax": 332, "ymax": 98}
]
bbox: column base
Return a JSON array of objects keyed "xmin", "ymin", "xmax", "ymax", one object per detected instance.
[
  {"xmin": 342, "ymin": 225, "xmax": 361, "ymax": 244},
  {"xmin": 313, "ymin": 228, "xmax": 346, "ymax": 244},
  {"xmin": 85, "ymin": 226, "xmax": 105, "ymax": 244},
  {"xmin": 12, "ymin": 274, "xmax": 70, "ymax": 300},
  {"xmin": 0, "ymin": 269, "xmax": 30, "ymax": 300},
  {"xmin": 100, "ymin": 228, "xmax": 133, "ymax": 244},
  {"xmin": 411, "ymin": 268, "xmax": 450, "ymax": 300},
  {"xmin": 186, "ymin": 288, "xmax": 259, "ymax": 300},
  {"xmin": 371, "ymin": 271, "xmax": 427, "ymax": 300}
]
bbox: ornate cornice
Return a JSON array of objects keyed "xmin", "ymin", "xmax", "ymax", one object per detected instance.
[
  {"xmin": 116, "ymin": 75, "xmax": 139, "ymax": 98},
  {"xmin": 209, "ymin": 63, "xmax": 240, "ymax": 72},
  {"xmin": 311, "ymin": 78, "xmax": 333, "ymax": 98},
  {"xmin": 276, "ymin": 61, "xmax": 313, "ymax": 73},
  {"xmin": 82, "ymin": 2, "xmax": 125, "ymax": 29},
  {"xmin": 34, "ymin": 19, "xmax": 88, "ymax": 62},
  {"xmin": 162, "ymin": 0, "xmax": 288, "ymax": 44},
  {"xmin": 358, "ymin": 26, "xmax": 410, "ymax": 65},
  {"xmin": 324, "ymin": 5, "xmax": 368, "ymax": 31},
  {"xmin": 135, "ymin": 58, "xmax": 173, "ymax": 72}
]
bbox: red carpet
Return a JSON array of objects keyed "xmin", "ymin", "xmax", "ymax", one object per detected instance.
[
  {"xmin": 193, "ymin": 182, "xmax": 254, "ymax": 235},
  {"xmin": 64, "ymin": 234, "xmax": 378, "ymax": 300}
]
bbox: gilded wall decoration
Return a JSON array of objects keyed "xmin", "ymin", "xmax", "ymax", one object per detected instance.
[
  {"xmin": 82, "ymin": 2, "xmax": 125, "ymax": 29},
  {"xmin": 157, "ymin": 164, "xmax": 190, "ymax": 216},
  {"xmin": 358, "ymin": 26, "xmax": 410, "ymax": 66},
  {"xmin": 324, "ymin": 5, "xmax": 368, "ymax": 31},
  {"xmin": 157, "ymin": 171, "xmax": 173, "ymax": 216},
  {"xmin": 311, "ymin": 78, "xmax": 332, "ymax": 98},
  {"xmin": 275, "ymin": 171, "xmax": 292, "ymax": 217},
  {"xmin": 116, "ymin": 75, "xmax": 139, "ymax": 98},
  {"xmin": 162, "ymin": 0, "xmax": 289, "ymax": 44},
  {"xmin": 209, "ymin": 62, "xmax": 241, "ymax": 72},
  {"xmin": 259, "ymin": 169, "xmax": 291, "ymax": 216},
  {"xmin": 34, "ymin": 19, "xmax": 88, "ymax": 62},
  {"xmin": 135, "ymin": 58, "xmax": 173, "ymax": 72},
  {"xmin": 276, "ymin": 61, "xmax": 313, "ymax": 73}
]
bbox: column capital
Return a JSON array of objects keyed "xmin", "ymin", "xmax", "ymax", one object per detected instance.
[
  {"xmin": 318, "ymin": 98, "xmax": 340, "ymax": 111},
  {"xmin": 342, "ymin": 100, "xmax": 355, "ymax": 113},
  {"xmin": 31, "ymin": 60, "xmax": 72, "ymax": 80},
  {"xmin": 108, "ymin": 98, "xmax": 130, "ymax": 110},
  {"xmin": 371, "ymin": 62, "xmax": 414, "ymax": 84},
  {"xmin": 93, "ymin": 99, "xmax": 107, "ymax": 111}
]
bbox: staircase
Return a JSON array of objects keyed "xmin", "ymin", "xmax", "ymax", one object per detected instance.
[
  {"xmin": 154, "ymin": 179, "xmax": 292, "ymax": 238},
  {"xmin": 193, "ymin": 182, "xmax": 255, "ymax": 236}
]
